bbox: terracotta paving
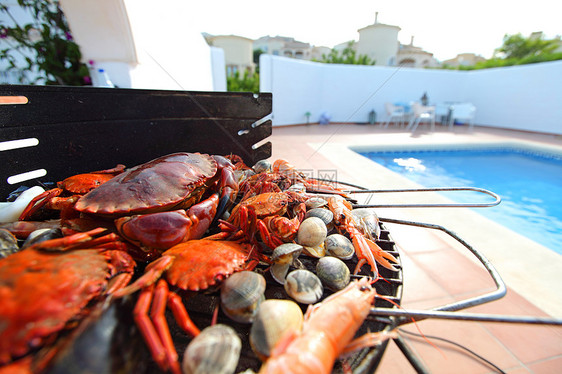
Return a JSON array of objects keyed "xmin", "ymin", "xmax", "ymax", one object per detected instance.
[{"xmin": 268, "ymin": 123, "xmax": 562, "ymax": 373}]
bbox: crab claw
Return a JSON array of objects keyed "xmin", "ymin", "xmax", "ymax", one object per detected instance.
[
  {"xmin": 114, "ymin": 194, "xmax": 220, "ymax": 251},
  {"xmin": 212, "ymin": 155, "xmax": 239, "ymax": 219}
]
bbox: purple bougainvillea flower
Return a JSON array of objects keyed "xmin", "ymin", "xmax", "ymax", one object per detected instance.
[
  {"xmin": 0, "ymin": 28, "xmax": 7, "ymax": 39},
  {"xmin": 88, "ymin": 59, "xmax": 95, "ymax": 66},
  {"xmin": 83, "ymin": 76, "xmax": 92, "ymax": 84},
  {"xmin": 65, "ymin": 31, "xmax": 73, "ymax": 40}
]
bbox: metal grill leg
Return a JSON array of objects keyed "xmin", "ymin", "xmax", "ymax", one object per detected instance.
[{"xmin": 392, "ymin": 336, "xmax": 430, "ymax": 374}]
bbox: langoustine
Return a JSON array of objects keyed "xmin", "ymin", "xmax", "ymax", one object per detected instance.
[{"xmin": 259, "ymin": 278, "xmax": 397, "ymax": 374}]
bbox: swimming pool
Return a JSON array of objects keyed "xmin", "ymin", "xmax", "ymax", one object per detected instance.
[{"xmin": 359, "ymin": 147, "xmax": 562, "ymax": 254}]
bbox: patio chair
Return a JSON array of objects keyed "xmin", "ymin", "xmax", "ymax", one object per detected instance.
[
  {"xmin": 407, "ymin": 102, "xmax": 435, "ymax": 133},
  {"xmin": 435, "ymin": 103, "xmax": 452, "ymax": 124},
  {"xmin": 449, "ymin": 103, "xmax": 476, "ymax": 131},
  {"xmin": 383, "ymin": 102, "xmax": 406, "ymax": 128}
]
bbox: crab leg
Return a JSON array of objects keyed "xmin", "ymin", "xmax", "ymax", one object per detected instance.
[
  {"xmin": 18, "ymin": 188, "xmax": 63, "ymax": 220},
  {"xmin": 167, "ymin": 292, "xmax": 201, "ymax": 337},
  {"xmin": 25, "ymin": 227, "xmax": 127, "ymax": 253},
  {"xmin": 133, "ymin": 284, "xmax": 170, "ymax": 372},
  {"xmin": 113, "ymin": 256, "xmax": 174, "ymax": 297},
  {"xmin": 150, "ymin": 280, "xmax": 181, "ymax": 374}
]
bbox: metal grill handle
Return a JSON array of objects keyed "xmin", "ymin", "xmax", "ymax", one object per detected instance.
[
  {"xmin": 368, "ymin": 218, "xmax": 562, "ymax": 327},
  {"xmin": 349, "ymin": 187, "xmax": 501, "ymax": 208}
]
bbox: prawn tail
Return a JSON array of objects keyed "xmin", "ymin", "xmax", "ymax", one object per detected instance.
[{"xmin": 366, "ymin": 237, "xmax": 399, "ymax": 271}]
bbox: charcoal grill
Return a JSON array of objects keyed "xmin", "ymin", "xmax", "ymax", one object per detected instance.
[{"xmin": 1, "ymin": 85, "xmax": 559, "ymax": 373}]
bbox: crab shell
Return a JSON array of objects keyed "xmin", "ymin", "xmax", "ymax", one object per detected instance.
[
  {"xmin": 231, "ymin": 192, "xmax": 289, "ymax": 218},
  {"xmin": 57, "ymin": 164, "xmax": 126, "ymax": 194},
  {"xmin": 161, "ymin": 239, "xmax": 255, "ymax": 291},
  {"xmin": 74, "ymin": 153, "xmax": 218, "ymax": 217},
  {"xmin": 0, "ymin": 247, "xmax": 135, "ymax": 364}
]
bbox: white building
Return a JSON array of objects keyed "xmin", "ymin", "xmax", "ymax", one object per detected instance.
[
  {"xmin": 204, "ymin": 34, "xmax": 255, "ymax": 76},
  {"xmin": 442, "ymin": 53, "xmax": 486, "ymax": 68},
  {"xmin": 356, "ymin": 20, "xmax": 401, "ymax": 66},
  {"xmin": 397, "ymin": 37, "xmax": 440, "ymax": 68},
  {"xmin": 338, "ymin": 14, "xmax": 440, "ymax": 68},
  {"xmin": 253, "ymin": 36, "xmax": 313, "ymax": 60}
]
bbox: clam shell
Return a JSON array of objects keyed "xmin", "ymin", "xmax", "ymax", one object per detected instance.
[
  {"xmin": 182, "ymin": 324, "xmax": 241, "ymax": 374},
  {"xmin": 250, "ymin": 299, "xmax": 304, "ymax": 361},
  {"xmin": 324, "ymin": 234, "xmax": 355, "ymax": 260},
  {"xmin": 271, "ymin": 263, "xmax": 291, "ymax": 285},
  {"xmin": 252, "ymin": 159, "xmax": 272, "ymax": 174},
  {"xmin": 304, "ymin": 208, "xmax": 334, "ymax": 228},
  {"xmin": 302, "ymin": 242, "xmax": 326, "ymax": 258},
  {"xmin": 305, "ymin": 197, "xmax": 328, "ymax": 209},
  {"xmin": 316, "ymin": 256, "xmax": 351, "ymax": 291},
  {"xmin": 271, "ymin": 243, "xmax": 303, "ymax": 264},
  {"xmin": 221, "ymin": 271, "xmax": 266, "ymax": 323},
  {"xmin": 271, "ymin": 243, "xmax": 304, "ymax": 284},
  {"xmin": 297, "ymin": 217, "xmax": 327, "ymax": 248},
  {"xmin": 21, "ymin": 228, "xmax": 63, "ymax": 250},
  {"xmin": 288, "ymin": 183, "xmax": 306, "ymax": 193},
  {"xmin": 0, "ymin": 229, "xmax": 19, "ymax": 259},
  {"xmin": 284, "ymin": 269, "xmax": 323, "ymax": 304}
]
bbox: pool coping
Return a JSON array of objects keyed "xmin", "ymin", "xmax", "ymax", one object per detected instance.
[{"xmin": 350, "ymin": 139, "xmax": 562, "ymax": 159}]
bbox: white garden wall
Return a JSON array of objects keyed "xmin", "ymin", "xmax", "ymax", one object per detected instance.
[
  {"xmin": 260, "ymin": 55, "xmax": 562, "ymax": 135},
  {"xmin": 60, "ymin": 0, "xmax": 224, "ymax": 91}
]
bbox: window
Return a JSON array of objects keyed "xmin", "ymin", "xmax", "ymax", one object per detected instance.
[
  {"xmin": 226, "ymin": 65, "xmax": 238, "ymax": 76},
  {"xmin": 398, "ymin": 58, "xmax": 415, "ymax": 67}
]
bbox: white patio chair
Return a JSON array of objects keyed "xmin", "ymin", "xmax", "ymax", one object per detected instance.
[
  {"xmin": 407, "ymin": 102, "xmax": 435, "ymax": 133},
  {"xmin": 435, "ymin": 103, "xmax": 452, "ymax": 125},
  {"xmin": 383, "ymin": 103, "xmax": 406, "ymax": 128},
  {"xmin": 449, "ymin": 103, "xmax": 476, "ymax": 131}
]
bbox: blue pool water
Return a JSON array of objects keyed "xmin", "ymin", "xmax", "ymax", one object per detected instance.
[{"xmin": 360, "ymin": 148, "xmax": 562, "ymax": 254}]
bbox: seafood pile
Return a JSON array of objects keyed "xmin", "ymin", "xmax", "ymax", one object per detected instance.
[{"xmin": 0, "ymin": 152, "xmax": 402, "ymax": 374}]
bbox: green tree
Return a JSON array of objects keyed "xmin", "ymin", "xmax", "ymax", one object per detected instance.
[
  {"xmin": 439, "ymin": 32, "xmax": 562, "ymax": 70},
  {"xmin": 317, "ymin": 41, "xmax": 375, "ymax": 65},
  {"xmin": 0, "ymin": 0, "xmax": 91, "ymax": 85},
  {"xmin": 253, "ymin": 48, "xmax": 264, "ymax": 65},
  {"xmin": 495, "ymin": 33, "xmax": 559, "ymax": 59},
  {"xmin": 227, "ymin": 70, "xmax": 259, "ymax": 93}
]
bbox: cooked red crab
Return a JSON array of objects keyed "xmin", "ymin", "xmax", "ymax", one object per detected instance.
[
  {"xmin": 73, "ymin": 153, "xmax": 238, "ymax": 252},
  {"xmin": 17, "ymin": 153, "xmax": 239, "ymax": 255},
  {"xmin": 18, "ymin": 164, "xmax": 126, "ymax": 221},
  {"xmin": 114, "ymin": 238, "xmax": 264, "ymax": 374},
  {"xmin": 0, "ymin": 228, "xmax": 136, "ymax": 371}
]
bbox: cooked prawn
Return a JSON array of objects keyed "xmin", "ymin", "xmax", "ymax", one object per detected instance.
[
  {"xmin": 328, "ymin": 195, "xmax": 399, "ymax": 277},
  {"xmin": 259, "ymin": 278, "xmax": 397, "ymax": 374}
]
